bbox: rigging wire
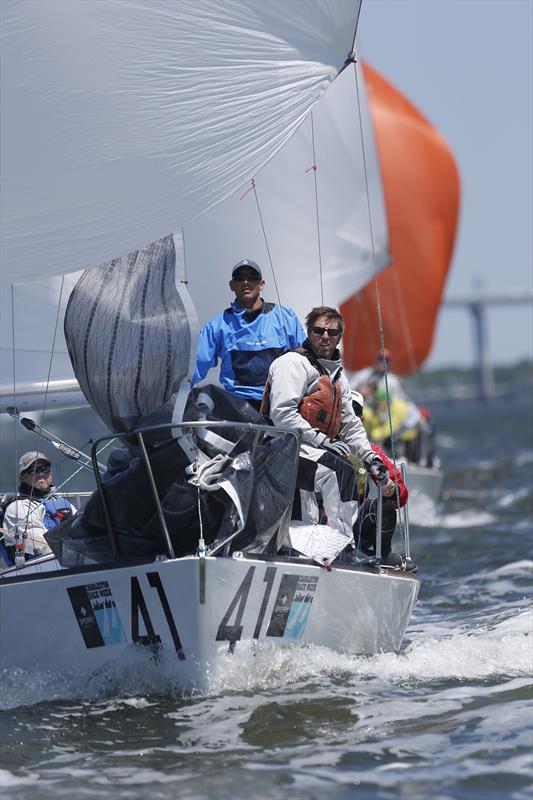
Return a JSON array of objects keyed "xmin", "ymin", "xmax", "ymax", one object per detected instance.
[
  {"xmin": 390, "ymin": 266, "xmax": 419, "ymax": 375},
  {"xmin": 10, "ymin": 286, "xmax": 18, "ymax": 495},
  {"xmin": 356, "ymin": 292, "xmax": 378, "ymax": 356},
  {"xmin": 248, "ymin": 179, "xmax": 291, "ymax": 348},
  {"xmin": 42, "ymin": 275, "xmax": 66, "ymax": 424},
  {"xmin": 7, "ymin": 285, "xmax": 36, "ymax": 556},
  {"xmin": 352, "ymin": 62, "xmax": 405, "ymax": 551},
  {"xmin": 52, "ymin": 438, "xmax": 116, "ymax": 495},
  {"xmin": 6, "ymin": 276, "xmax": 76, "ymax": 553},
  {"xmin": 309, "ymin": 112, "xmax": 324, "ymax": 306}
]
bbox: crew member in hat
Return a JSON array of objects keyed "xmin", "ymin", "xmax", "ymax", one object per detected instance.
[
  {"xmin": 192, "ymin": 259, "xmax": 305, "ymax": 410},
  {"xmin": 1, "ymin": 452, "xmax": 76, "ymax": 563}
]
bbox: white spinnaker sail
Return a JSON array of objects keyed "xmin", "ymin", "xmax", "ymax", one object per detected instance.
[
  {"xmin": 1, "ymin": 0, "xmax": 361, "ymax": 285},
  {"xmin": 0, "ymin": 2, "xmax": 391, "ymax": 419},
  {"xmin": 0, "ymin": 60, "xmax": 389, "ymax": 412},
  {"xmin": 186, "ymin": 60, "xmax": 389, "ymax": 325}
]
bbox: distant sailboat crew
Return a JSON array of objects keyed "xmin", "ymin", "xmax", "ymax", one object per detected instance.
[{"xmin": 349, "ymin": 349, "xmax": 409, "ymax": 401}]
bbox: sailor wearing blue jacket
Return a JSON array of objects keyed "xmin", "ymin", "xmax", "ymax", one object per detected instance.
[{"xmin": 192, "ymin": 260, "xmax": 305, "ymax": 408}]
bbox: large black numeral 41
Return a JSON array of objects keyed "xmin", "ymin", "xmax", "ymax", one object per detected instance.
[{"xmin": 216, "ymin": 566, "xmax": 277, "ymax": 644}]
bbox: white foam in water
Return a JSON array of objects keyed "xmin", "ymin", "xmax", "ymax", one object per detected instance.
[
  {"xmin": 1, "ymin": 603, "xmax": 530, "ymax": 710},
  {"xmin": 435, "ymin": 433, "xmax": 460, "ymax": 450},
  {"xmin": 429, "ymin": 508, "xmax": 496, "ymax": 528},
  {"xmin": 410, "ymin": 504, "xmax": 497, "ymax": 529},
  {"xmin": 496, "ymin": 487, "xmax": 530, "ymax": 508},
  {"xmin": 488, "ymin": 559, "xmax": 533, "ymax": 578},
  {"xmin": 0, "ymin": 770, "xmax": 39, "ymax": 789},
  {"xmin": 516, "ymin": 450, "xmax": 533, "ymax": 466}
]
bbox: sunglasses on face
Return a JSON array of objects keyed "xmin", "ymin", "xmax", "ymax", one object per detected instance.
[
  {"xmin": 25, "ymin": 464, "xmax": 51, "ymax": 476},
  {"xmin": 232, "ymin": 274, "xmax": 260, "ymax": 284},
  {"xmin": 311, "ymin": 326, "xmax": 341, "ymax": 337}
]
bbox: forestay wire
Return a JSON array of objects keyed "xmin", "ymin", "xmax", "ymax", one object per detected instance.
[{"xmin": 353, "ymin": 62, "xmax": 405, "ymax": 552}]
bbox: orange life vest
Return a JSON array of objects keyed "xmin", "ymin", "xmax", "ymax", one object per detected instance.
[
  {"xmin": 298, "ymin": 374, "xmax": 342, "ymax": 438},
  {"xmin": 261, "ymin": 346, "xmax": 343, "ymax": 438}
]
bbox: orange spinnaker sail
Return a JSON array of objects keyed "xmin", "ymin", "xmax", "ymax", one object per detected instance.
[{"xmin": 341, "ymin": 63, "xmax": 460, "ymax": 375}]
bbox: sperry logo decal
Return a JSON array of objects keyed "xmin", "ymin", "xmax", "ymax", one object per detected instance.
[{"xmin": 67, "ymin": 581, "xmax": 127, "ymax": 649}]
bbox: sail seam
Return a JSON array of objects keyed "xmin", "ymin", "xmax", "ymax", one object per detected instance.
[
  {"xmin": 160, "ymin": 245, "xmax": 173, "ymax": 401},
  {"xmin": 107, "ymin": 258, "xmax": 135, "ymax": 430},
  {"xmin": 80, "ymin": 264, "xmax": 115, "ymax": 412},
  {"xmin": 134, "ymin": 249, "xmax": 151, "ymax": 417}
]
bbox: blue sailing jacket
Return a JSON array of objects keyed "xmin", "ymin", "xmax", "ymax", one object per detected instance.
[{"xmin": 192, "ymin": 300, "xmax": 305, "ymax": 401}]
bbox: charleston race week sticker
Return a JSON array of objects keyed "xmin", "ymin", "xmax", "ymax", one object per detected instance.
[
  {"xmin": 266, "ymin": 574, "xmax": 318, "ymax": 639},
  {"xmin": 68, "ymin": 580, "xmax": 127, "ymax": 648}
]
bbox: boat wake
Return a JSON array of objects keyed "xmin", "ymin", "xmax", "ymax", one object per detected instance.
[
  {"xmin": 411, "ymin": 505, "xmax": 497, "ymax": 529},
  {"xmin": 1, "ymin": 605, "xmax": 529, "ymax": 711}
]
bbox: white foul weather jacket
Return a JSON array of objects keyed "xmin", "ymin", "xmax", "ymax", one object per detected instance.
[
  {"xmin": 266, "ymin": 349, "xmax": 375, "ymax": 464},
  {"xmin": 3, "ymin": 496, "xmax": 76, "ymax": 557}
]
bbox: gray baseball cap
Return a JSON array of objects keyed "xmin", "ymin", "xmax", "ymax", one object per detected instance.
[
  {"xmin": 18, "ymin": 451, "xmax": 51, "ymax": 474},
  {"xmin": 231, "ymin": 259, "xmax": 262, "ymax": 279}
]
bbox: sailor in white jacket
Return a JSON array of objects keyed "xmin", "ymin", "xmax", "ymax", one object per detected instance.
[
  {"xmin": 2, "ymin": 451, "xmax": 76, "ymax": 560},
  {"xmin": 263, "ymin": 307, "xmax": 388, "ymax": 550}
]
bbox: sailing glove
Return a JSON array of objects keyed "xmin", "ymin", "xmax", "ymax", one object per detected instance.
[
  {"xmin": 367, "ymin": 457, "xmax": 389, "ymax": 486},
  {"xmin": 320, "ymin": 437, "xmax": 351, "ymax": 458}
]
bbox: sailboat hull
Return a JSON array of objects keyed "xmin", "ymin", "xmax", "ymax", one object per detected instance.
[{"xmin": 0, "ymin": 556, "xmax": 419, "ymax": 691}]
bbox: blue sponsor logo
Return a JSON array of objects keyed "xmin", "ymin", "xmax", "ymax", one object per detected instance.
[{"xmin": 68, "ymin": 580, "xmax": 126, "ymax": 648}]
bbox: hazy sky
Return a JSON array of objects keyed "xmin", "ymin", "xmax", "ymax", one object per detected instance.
[{"xmin": 357, "ymin": 0, "xmax": 532, "ymax": 368}]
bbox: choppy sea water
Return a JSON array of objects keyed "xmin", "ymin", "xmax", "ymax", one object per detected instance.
[{"xmin": 1, "ymin": 397, "xmax": 532, "ymax": 800}]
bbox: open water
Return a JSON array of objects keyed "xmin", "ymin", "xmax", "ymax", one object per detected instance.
[{"xmin": 0, "ymin": 397, "xmax": 532, "ymax": 799}]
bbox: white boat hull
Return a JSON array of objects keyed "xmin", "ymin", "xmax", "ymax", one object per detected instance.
[{"xmin": 0, "ymin": 555, "xmax": 419, "ymax": 690}]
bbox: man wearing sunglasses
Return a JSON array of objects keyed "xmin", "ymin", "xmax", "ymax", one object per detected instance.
[
  {"xmin": 1, "ymin": 451, "xmax": 76, "ymax": 563},
  {"xmin": 192, "ymin": 259, "xmax": 305, "ymax": 411},
  {"xmin": 262, "ymin": 306, "xmax": 389, "ymax": 561}
]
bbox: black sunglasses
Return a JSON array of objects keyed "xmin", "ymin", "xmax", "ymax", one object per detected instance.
[
  {"xmin": 25, "ymin": 464, "xmax": 51, "ymax": 475},
  {"xmin": 232, "ymin": 273, "xmax": 260, "ymax": 283},
  {"xmin": 311, "ymin": 325, "xmax": 341, "ymax": 337}
]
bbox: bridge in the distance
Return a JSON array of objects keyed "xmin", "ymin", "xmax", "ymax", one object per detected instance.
[{"xmin": 441, "ymin": 290, "xmax": 533, "ymax": 402}]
